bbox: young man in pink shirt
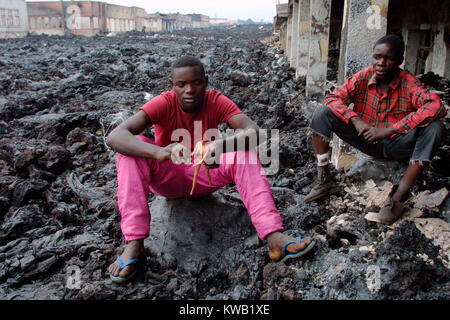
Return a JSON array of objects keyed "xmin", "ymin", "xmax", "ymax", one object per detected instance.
[{"xmin": 106, "ymin": 56, "xmax": 315, "ymax": 283}]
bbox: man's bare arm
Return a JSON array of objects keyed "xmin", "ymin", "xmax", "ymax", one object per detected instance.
[
  {"xmin": 198, "ymin": 113, "xmax": 262, "ymax": 168},
  {"xmin": 217, "ymin": 113, "xmax": 261, "ymax": 152},
  {"xmin": 106, "ymin": 110, "xmax": 168, "ymax": 160}
]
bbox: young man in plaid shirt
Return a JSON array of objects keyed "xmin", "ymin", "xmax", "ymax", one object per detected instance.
[{"xmin": 305, "ymin": 34, "xmax": 447, "ymax": 224}]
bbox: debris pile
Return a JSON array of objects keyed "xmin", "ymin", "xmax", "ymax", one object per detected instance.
[{"xmin": 0, "ymin": 25, "xmax": 448, "ymax": 300}]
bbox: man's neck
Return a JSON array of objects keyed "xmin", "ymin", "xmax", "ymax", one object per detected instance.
[{"xmin": 376, "ymin": 67, "xmax": 399, "ymax": 88}]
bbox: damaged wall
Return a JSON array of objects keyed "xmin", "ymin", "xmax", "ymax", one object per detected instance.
[
  {"xmin": 277, "ymin": 0, "xmax": 450, "ymax": 101},
  {"xmin": 387, "ymin": 0, "xmax": 450, "ymax": 78},
  {"xmin": 0, "ymin": 0, "xmax": 29, "ymax": 38},
  {"xmin": 7, "ymin": 1, "xmax": 211, "ymax": 37},
  {"xmin": 27, "ymin": 1, "xmax": 64, "ymax": 36},
  {"xmin": 105, "ymin": 3, "xmax": 135, "ymax": 33},
  {"xmin": 27, "ymin": 1, "xmax": 106, "ymax": 36},
  {"xmin": 146, "ymin": 14, "xmax": 163, "ymax": 32},
  {"xmin": 337, "ymin": 0, "xmax": 389, "ymax": 85},
  {"xmin": 187, "ymin": 14, "xmax": 209, "ymax": 28}
]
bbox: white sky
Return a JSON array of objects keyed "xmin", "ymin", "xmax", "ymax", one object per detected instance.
[{"xmin": 26, "ymin": 0, "xmax": 289, "ymax": 22}]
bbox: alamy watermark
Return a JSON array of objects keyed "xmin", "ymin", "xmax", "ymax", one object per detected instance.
[
  {"xmin": 66, "ymin": 265, "xmax": 81, "ymax": 290},
  {"xmin": 366, "ymin": 5, "xmax": 382, "ymax": 30},
  {"xmin": 66, "ymin": 5, "xmax": 81, "ymax": 30},
  {"xmin": 169, "ymin": 121, "xmax": 280, "ymax": 175},
  {"xmin": 366, "ymin": 265, "xmax": 381, "ymax": 293}
]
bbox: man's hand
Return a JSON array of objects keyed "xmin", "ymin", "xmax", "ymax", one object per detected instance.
[
  {"xmin": 156, "ymin": 143, "xmax": 191, "ymax": 164},
  {"xmin": 193, "ymin": 140, "xmax": 222, "ymax": 169},
  {"xmin": 351, "ymin": 116, "xmax": 372, "ymax": 136},
  {"xmin": 351, "ymin": 117, "xmax": 396, "ymax": 143},
  {"xmin": 363, "ymin": 127, "xmax": 396, "ymax": 143}
]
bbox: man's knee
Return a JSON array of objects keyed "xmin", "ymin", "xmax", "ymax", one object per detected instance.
[
  {"xmin": 310, "ymin": 105, "xmax": 334, "ymax": 138},
  {"xmin": 421, "ymin": 120, "xmax": 445, "ymax": 143},
  {"xmin": 311, "ymin": 105, "xmax": 333, "ymax": 123}
]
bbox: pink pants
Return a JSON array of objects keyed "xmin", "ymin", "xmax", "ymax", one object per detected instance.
[{"xmin": 116, "ymin": 135, "xmax": 284, "ymax": 242}]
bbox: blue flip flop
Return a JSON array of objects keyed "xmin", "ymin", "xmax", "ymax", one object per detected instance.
[
  {"xmin": 109, "ymin": 256, "xmax": 141, "ymax": 284},
  {"xmin": 277, "ymin": 236, "xmax": 316, "ymax": 263}
]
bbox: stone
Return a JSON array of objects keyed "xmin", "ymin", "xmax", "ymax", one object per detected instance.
[
  {"xmin": 146, "ymin": 194, "xmax": 255, "ymax": 273},
  {"xmin": 414, "ymin": 218, "xmax": 450, "ymax": 268},
  {"xmin": 414, "ymin": 188, "xmax": 449, "ymax": 209},
  {"xmin": 20, "ymin": 255, "xmax": 36, "ymax": 271},
  {"xmin": 24, "ymin": 255, "xmax": 59, "ymax": 278},
  {"xmin": 326, "ymin": 213, "xmax": 363, "ymax": 247},
  {"xmin": 346, "ymin": 156, "xmax": 406, "ymax": 185},
  {"xmin": 37, "ymin": 145, "xmax": 70, "ymax": 172},
  {"xmin": 364, "ymin": 180, "xmax": 394, "ymax": 208},
  {"xmin": 11, "ymin": 180, "xmax": 48, "ymax": 207},
  {"xmin": 228, "ymin": 71, "xmax": 251, "ymax": 87},
  {"xmin": 336, "ymin": 153, "xmax": 359, "ymax": 171},
  {"xmin": 166, "ymin": 277, "xmax": 179, "ymax": 293}
]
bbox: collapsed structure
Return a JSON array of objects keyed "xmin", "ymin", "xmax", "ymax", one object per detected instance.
[
  {"xmin": 0, "ymin": 0, "xmax": 209, "ymax": 38},
  {"xmin": 274, "ymin": 0, "xmax": 450, "ymax": 100}
]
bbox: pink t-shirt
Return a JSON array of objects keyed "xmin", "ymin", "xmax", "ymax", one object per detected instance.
[{"xmin": 140, "ymin": 89, "xmax": 242, "ymax": 150}]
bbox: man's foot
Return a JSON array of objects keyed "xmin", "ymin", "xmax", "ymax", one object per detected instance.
[
  {"xmin": 304, "ymin": 180, "xmax": 338, "ymax": 203},
  {"xmin": 266, "ymin": 232, "xmax": 315, "ymax": 261},
  {"xmin": 374, "ymin": 198, "xmax": 404, "ymax": 225},
  {"xmin": 108, "ymin": 239, "xmax": 146, "ymax": 281},
  {"xmin": 304, "ymin": 166, "xmax": 338, "ymax": 203}
]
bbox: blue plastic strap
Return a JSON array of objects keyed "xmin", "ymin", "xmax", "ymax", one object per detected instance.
[
  {"xmin": 281, "ymin": 236, "xmax": 302, "ymax": 258},
  {"xmin": 116, "ymin": 256, "xmax": 139, "ymax": 270}
]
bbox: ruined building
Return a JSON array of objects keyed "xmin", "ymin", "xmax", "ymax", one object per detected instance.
[
  {"xmin": 275, "ymin": 0, "xmax": 450, "ymax": 101},
  {"xmin": 0, "ymin": 0, "xmax": 29, "ymax": 38},
  {"xmin": 0, "ymin": 0, "xmax": 210, "ymax": 38}
]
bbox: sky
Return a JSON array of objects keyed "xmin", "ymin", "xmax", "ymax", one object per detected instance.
[{"xmin": 26, "ymin": 0, "xmax": 289, "ymax": 22}]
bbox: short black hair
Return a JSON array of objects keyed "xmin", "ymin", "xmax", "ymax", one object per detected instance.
[
  {"xmin": 374, "ymin": 34, "xmax": 405, "ymax": 58},
  {"xmin": 171, "ymin": 55, "xmax": 205, "ymax": 76}
]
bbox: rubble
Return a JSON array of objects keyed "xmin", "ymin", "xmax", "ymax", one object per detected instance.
[{"xmin": 0, "ymin": 25, "xmax": 449, "ymax": 300}]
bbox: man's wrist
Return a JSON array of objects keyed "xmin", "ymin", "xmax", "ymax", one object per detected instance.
[
  {"xmin": 387, "ymin": 126, "xmax": 397, "ymax": 135},
  {"xmin": 153, "ymin": 146, "xmax": 169, "ymax": 160},
  {"xmin": 350, "ymin": 116, "xmax": 361, "ymax": 125}
]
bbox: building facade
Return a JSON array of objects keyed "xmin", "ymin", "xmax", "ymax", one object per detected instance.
[
  {"xmin": 0, "ymin": 0, "xmax": 210, "ymax": 37},
  {"xmin": 0, "ymin": 0, "xmax": 29, "ymax": 38},
  {"xmin": 276, "ymin": 0, "xmax": 450, "ymax": 100}
]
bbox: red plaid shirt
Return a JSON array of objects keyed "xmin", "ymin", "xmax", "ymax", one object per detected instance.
[{"xmin": 324, "ymin": 66, "xmax": 447, "ymax": 136}]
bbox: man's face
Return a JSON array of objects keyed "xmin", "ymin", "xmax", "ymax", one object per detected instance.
[
  {"xmin": 170, "ymin": 66, "xmax": 208, "ymax": 113},
  {"xmin": 372, "ymin": 42, "xmax": 402, "ymax": 81}
]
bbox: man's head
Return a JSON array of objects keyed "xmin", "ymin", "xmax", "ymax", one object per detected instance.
[
  {"xmin": 372, "ymin": 34, "xmax": 405, "ymax": 82},
  {"xmin": 170, "ymin": 55, "xmax": 208, "ymax": 113}
]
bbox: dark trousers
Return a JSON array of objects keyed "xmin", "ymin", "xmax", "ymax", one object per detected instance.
[{"xmin": 310, "ymin": 105, "xmax": 445, "ymax": 163}]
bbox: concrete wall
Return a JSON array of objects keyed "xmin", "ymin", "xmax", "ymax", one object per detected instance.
[
  {"xmin": 279, "ymin": 21, "xmax": 288, "ymax": 50},
  {"xmin": 290, "ymin": 0, "xmax": 299, "ymax": 68},
  {"xmin": 0, "ymin": 0, "xmax": 29, "ymax": 38},
  {"xmin": 387, "ymin": 0, "xmax": 450, "ymax": 78},
  {"xmin": 286, "ymin": 1, "xmax": 293, "ymax": 60},
  {"xmin": 67, "ymin": 1, "xmax": 105, "ymax": 36},
  {"xmin": 147, "ymin": 14, "xmax": 163, "ymax": 32},
  {"xmin": 27, "ymin": 1, "xmax": 65, "ymax": 35},
  {"xmin": 274, "ymin": 3, "xmax": 288, "ymax": 33},
  {"xmin": 445, "ymin": 28, "xmax": 450, "ymax": 80},
  {"xmin": 134, "ymin": 7, "xmax": 149, "ymax": 32},
  {"xmin": 167, "ymin": 13, "xmax": 192, "ymax": 29},
  {"xmin": 296, "ymin": 0, "xmax": 311, "ymax": 78},
  {"xmin": 187, "ymin": 14, "xmax": 209, "ymax": 28},
  {"xmin": 27, "ymin": 1, "xmax": 106, "ymax": 36},
  {"xmin": 337, "ymin": 0, "xmax": 389, "ymax": 84},
  {"xmin": 6, "ymin": 1, "xmax": 211, "ymax": 37},
  {"xmin": 106, "ymin": 3, "xmax": 135, "ymax": 33}
]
